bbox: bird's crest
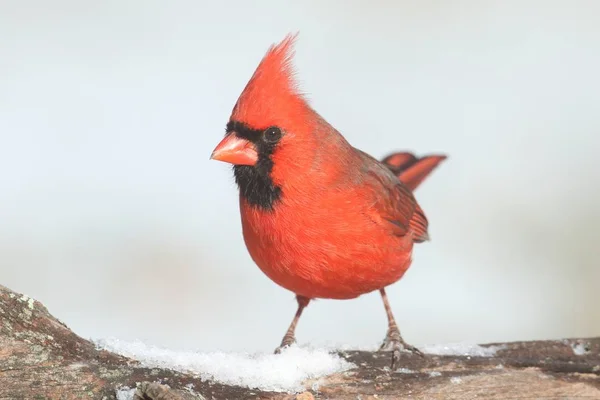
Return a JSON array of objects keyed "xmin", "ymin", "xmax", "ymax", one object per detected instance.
[{"xmin": 230, "ymin": 33, "xmax": 309, "ymax": 130}]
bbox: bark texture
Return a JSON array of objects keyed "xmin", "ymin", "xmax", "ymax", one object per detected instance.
[{"xmin": 0, "ymin": 284, "xmax": 598, "ymax": 399}]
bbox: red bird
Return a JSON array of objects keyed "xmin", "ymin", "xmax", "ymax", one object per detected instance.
[{"xmin": 210, "ymin": 34, "xmax": 445, "ymax": 368}]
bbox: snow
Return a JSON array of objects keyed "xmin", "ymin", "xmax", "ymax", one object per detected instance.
[
  {"xmin": 450, "ymin": 376, "xmax": 462, "ymax": 384},
  {"xmin": 98, "ymin": 339, "xmax": 511, "ymax": 393},
  {"xmin": 571, "ymin": 342, "xmax": 589, "ymax": 356},
  {"xmin": 95, "ymin": 338, "xmax": 354, "ymax": 393},
  {"xmin": 18, "ymin": 294, "xmax": 35, "ymax": 310},
  {"xmin": 115, "ymin": 387, "xmax": 136, "ymax": 400},
  {"xmin": 421, "ymin": 343, "xmax": 507, "ymax": 357}
]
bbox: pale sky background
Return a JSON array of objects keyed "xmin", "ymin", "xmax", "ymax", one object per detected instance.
[{"xmin": 1, "ymin": 1, "xmax": 599, "ymax": 353}]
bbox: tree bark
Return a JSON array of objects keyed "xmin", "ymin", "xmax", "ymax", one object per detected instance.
[{"xmin": 0, "ymin": 284, "xmax": 598, "ymax": 399}]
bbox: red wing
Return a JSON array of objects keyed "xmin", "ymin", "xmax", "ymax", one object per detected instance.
[
  {"xmin": 371, "ymin": 181, "xmax": 415, "ymax": 237},
  {"xmin": 357, "ymin": 149, "xmax": 431, "ymax": 243},
  {"xmin": 362, "ymin": 164, "xmax": 422, "ymax": 240},
  {"xmin": 410, "ymin": 203, "xmax": 430, "ymax": 243}
]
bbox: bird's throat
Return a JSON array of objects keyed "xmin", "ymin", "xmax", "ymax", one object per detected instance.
[{"xmin": 233, "ymin": 163, "xmax": 282, "ymax": 211}]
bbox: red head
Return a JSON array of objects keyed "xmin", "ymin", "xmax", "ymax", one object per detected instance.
[
  {"xmin": 211, "ymin": 33, "xmax": 313, "ymax": 162},
  {"xmin": 210, "ymin": 34, "xmax": 324, "ymax": 210},
  {"xmin": 229, "ymin": 33, "xmax": 310, "ymax": 134}
]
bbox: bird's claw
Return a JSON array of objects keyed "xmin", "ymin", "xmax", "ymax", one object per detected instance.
[
  {"xmin": 274, "ymin": 335, "xmax": 296, "ymax": 354},
  {"xmin": 274, "ymin": 344, "xmax": 289, "ymax": 354},
  {"xmin": 379, "ymin": 328, "xmax": 424, "ymax": 369},
  {"xmin": 391, "ymin": 346, "xmax": 402, "ymax": 371}
]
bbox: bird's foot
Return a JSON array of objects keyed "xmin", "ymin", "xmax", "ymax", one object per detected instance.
[
  {"xmin": 274, "ymin": 333, "xmax": 296, "ymax": 354},
  {"xmin": 379, "ymin": 327, "xmax": 424, "ymax": 369}
]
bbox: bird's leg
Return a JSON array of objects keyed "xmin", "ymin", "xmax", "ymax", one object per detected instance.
[
  {"xmin": 274, "ymin": 295, "xmax": 310, "ymax": 354},
  {"xmin": 378, "ymin": 288, "xmax": 423, "ymax": 368}
]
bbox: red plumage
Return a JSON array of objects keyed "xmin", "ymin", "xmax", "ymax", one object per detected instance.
[{"xmin": 211, "ymin": 34, "xmax": 446, "ymax": 367}]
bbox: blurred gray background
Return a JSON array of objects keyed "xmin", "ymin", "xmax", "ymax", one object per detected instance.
[{"xmin": 1, "ymin": 1, "xmax": 598, "ymax": 352}]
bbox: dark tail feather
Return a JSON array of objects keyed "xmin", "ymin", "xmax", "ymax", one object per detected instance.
[{"xmin": 382, "ymin": 152, "xmax": 447, "ymax": 191}]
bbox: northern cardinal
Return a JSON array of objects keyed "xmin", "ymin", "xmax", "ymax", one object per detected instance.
[{"xmin": 210, "ymin": 34, "xmax": 446, "ymax": 368}]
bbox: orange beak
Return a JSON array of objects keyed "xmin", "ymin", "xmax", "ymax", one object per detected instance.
[{"xmin": 210, "ymin": 133, "xmax": 258, "ymax": 166}]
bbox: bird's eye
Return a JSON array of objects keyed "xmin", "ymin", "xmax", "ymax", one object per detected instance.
[{"xmin": 263, "ymin": 126, "xmax": 282, "ymax": 143}]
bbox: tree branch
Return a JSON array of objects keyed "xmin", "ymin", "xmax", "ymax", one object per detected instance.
[{"xmin": 1, "ymin": 284, "xmax": 598, "ymax": 399}]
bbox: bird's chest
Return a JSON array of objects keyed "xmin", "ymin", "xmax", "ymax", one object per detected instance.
[
  {"xmin": 238, "ymin": 196, "xmax": 412, "ymax": 299},
  {"xmin": 239, "ymin": 199, "xmax": 316, "ymax": 276}
]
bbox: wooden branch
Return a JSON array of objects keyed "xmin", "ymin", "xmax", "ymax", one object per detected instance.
[{"xmin": 0, "ymin": 283, "xmax": 598, "ymax": 399}]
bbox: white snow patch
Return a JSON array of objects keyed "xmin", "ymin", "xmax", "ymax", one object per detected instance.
[
  {"xmin": 428, "ymin": 371, "xmax": 442, "ymax": 377},
  {"xmin": 395, "ymin": 368, "xmax": 415, "ymax": 374},
  {"xmin": 95, "ymin": 338, "xmax": 354, "ymax": 393},
  {"xmin": 17, "ymin": 294, "xmax": 35, "ymax": 309},
  {"xmin": 450, "ymin": 376, "xmax": 462, "ymax": 384},
  {"xmin": 571, "ymin": 342, "xmax": 590, "ymax": 356},
  {"xmin": 115, "ymin": 387, "xmax": 136, "ymax": 400},
  {"xmin": 421, "ymin": 343, "xmax": 506, "ymax": 357}
]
